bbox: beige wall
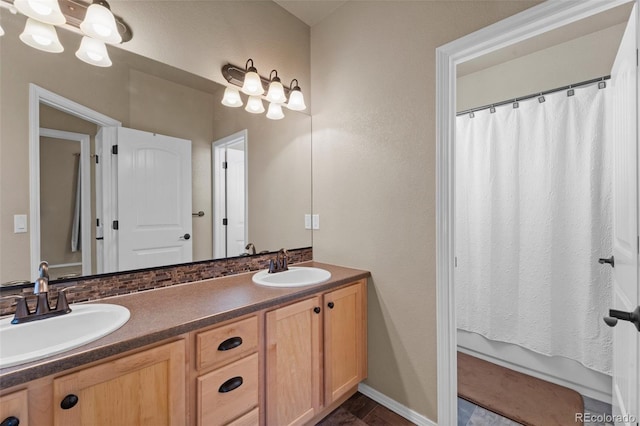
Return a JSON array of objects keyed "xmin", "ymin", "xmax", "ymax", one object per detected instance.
[
  {"xmin": 0, "ymin": 3, "xmax": 311, "ymax": 281},
  {"xmin": 457, "ymin": 22, "xmax": 626, "ymax": 112},
  {"xmin": 311, "ymin": 1, "xmax": 540, "ymax": 421}
]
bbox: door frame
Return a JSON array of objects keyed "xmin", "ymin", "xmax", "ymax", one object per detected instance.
[
  {"xmin": 38, "ymin": 128, "xmax": 92, "ymax": 277},
  {"xmin": 28, "ymin": 84, "xmax": 121, "ymax": 280},
  {"xmin": 434, "ymin": 0, "xmax": 638, "ymax": 424},
  {"xmin": 212, "ymin": 130, "xmax": 248, "ymax": 259}
]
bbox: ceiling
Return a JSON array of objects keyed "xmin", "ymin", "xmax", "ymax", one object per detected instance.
[{"xmin": 274, "ymin": 0, "xmax": 348, "ymax": 27}]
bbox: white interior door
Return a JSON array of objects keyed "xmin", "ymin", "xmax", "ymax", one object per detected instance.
[
  {"xmin": 226, "ymin": 144, "xmax": 246, "ymax": 257},
  {"xmin": 609, "ymin": 4, "xmax": 639, "ymax": 425},
  {"xmin": 116, "ymin": 127, "xmax": 192, "ymax": 271}
]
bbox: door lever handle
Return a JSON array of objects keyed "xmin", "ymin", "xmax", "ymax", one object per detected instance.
[
  {"xmin": 598, "ymin": 256, "xmax": 614, "ymax": 267},
  {"xmin": 603, "ymin": 306, "xmax": 640, "ymax": 332}
]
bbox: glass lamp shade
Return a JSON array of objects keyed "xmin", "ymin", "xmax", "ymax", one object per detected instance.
[
  {"xmin": 266, "ymin": 79, "xmax": 286, "ymax": 104},
  {"xmin": 241, "ymin": 70, "xmax": 264, "ymax": 96},
  {"xmin": 221, "ymin": 87, "xmax": 243, "ymax": 107},
  {"xmin": 80, "ymin": 2, "xmax": 122, "ymax": 44},
  {"xmin": 14, "ymin": 0, "xmax": 65, "ymax": 25},
  {"xmin": 0, "ymin": 24, "xmax": 4, "ymax": 37},
  {"xmin": 19, "ymin": 18, "xmax": 63, "ymax": 53},
  {"xmin": 266, "ymin": 102, "xmax": 285, "ymax": 120},
  {"xmin": 75, "ymin": 36, "xmax": 112, "ymax": 67},
  {"xmin": 287, "ymin": 89, "xmax": 306, "ymax": 111},
  {"xmin": 245, "ymin": 96, "xmax": 265, "ymax": 114}
]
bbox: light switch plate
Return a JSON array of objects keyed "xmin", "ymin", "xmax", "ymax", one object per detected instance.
[
  {"xmin": 14, "ymin": 214, "xmax": 27, "ymax": 233},
  {"xmin": 312, "ymin": 214, "xmax": 320, "ymax": 230},
  {"xmin": 305, "ymin": 214, "xmax": 312, "ymax": 230}
]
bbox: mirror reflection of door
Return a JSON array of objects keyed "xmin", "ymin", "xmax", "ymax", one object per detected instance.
[
  {"xmin": 213, "ymin": 130, "xmax": 248, "ymax": 259},
  {"xmin": 39, "ymin": 128, "xmax": 92, "ymax": 280}
]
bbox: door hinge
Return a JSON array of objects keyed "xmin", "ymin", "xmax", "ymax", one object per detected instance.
[
  {"xmin": 222, "ymin": 218, "xmax": 228, "ymax": 226},
  {"xmin": 455, "ymin": 256, "xmax": 458, "ymax": 267},
  {"xmin": 96, "ymin": 218, "xmax": 100, "ymax": 227},
  {"xmin": 95, "ymin": 155, "xmax": 99, "ymax": 164},
  {"xmin": 222, "ymin": 161, "xmax": 228, "ymax": 169},
  {"xmin": 112, "ymin": 220, "xmax": 119, "ymax": 230},
  {"xmin": 111, "ymin": 145, "xmax": 118, "ymax": 155}
]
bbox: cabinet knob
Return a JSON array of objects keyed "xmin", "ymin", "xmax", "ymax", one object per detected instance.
[
  {"xmin": 327, "ymin": 302, "xmax": 335, "ymax": 309},
  {"xmin": 0, "ymin": 416, "xmax": 19, "ymax": 426},
  {"xmin": 314, "ymin": 307, "xmax": 321, "ymax": 314},
  {"xmin": 218, "ymin": 376, "xmax": 243, "ymax": 393},
  {"xmin": 60, "ymin": 394, "xmax": 79, "ymax": 410}
]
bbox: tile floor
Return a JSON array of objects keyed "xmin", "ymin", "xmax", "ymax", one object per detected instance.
[{"xmin": 317, "ymin": 392, "xmax": 614, "ymax": 426}]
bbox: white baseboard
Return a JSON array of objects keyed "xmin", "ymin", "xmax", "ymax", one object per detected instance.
[{"xmin": 357, "ymin": 383, "xmax": 436, "ymax": 426}]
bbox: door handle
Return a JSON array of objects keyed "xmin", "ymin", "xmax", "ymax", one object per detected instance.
[
  {"xmin": 179, "ymin": 233, "xmax": 191, "ymax": 240},
  {"xmin": 603, "ymin": 306, "xmax": 640, "ymax": 332},
  {"xmin": 598, "ymin": 256, "xmax": 614, "ymax": 267}
]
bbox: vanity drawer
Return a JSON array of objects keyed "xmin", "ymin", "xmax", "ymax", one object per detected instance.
[
  {"xmin": 197, "ymin": 352, "xmax": 259, "ymax": 426},
  {"xmin": 228, "ymin": 407, "xmax": 259, "ymax": 426},
  {"xmin": 197, "ymin": 316, "xmax": 258, "ymax": 371}
]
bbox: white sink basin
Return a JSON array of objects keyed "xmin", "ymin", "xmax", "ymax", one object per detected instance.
[
  {"xmin": 252, "ymin": 266, "xmax": 332, "ymax": 287},
  {"xmin": 0, "ymin": 303, "xmax": 130, "ymax": 369}
]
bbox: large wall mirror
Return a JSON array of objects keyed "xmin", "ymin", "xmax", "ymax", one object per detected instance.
[{"xmin": 0, "ymin": 10, "xmax": 312, "ymax": 282}]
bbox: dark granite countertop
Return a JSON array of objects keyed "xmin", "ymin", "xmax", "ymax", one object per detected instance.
[{"xmin": 0, "ymin": 261, "xmax": 369, "ymax": 389}]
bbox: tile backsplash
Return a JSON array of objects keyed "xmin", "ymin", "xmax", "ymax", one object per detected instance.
[{"xmin": 0, "ymin": 247, "xmax": 312, "ymax": 316}]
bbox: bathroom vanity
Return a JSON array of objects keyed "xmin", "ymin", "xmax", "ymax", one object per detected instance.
[{"xmin": 0, "ymin": 262, "xmax": 369, "ymax": 426}]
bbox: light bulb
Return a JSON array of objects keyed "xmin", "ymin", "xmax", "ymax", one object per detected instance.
[
  {"xmin": 19, "ymin": 18, "xmax": 63, "ymax": 53},
  {"xmin": 14, "ymin": 0, "xmax": 65, "ymax": 25},
  {"xmin": 80, "ymin": 1, "xmax": 122, "ymax": 44},
  {"xmin": 221, "ymin": 87, "xmax": 243, "ymax": 107},
  {"xmin": 266, "ymin": 102, "xmax": 285, "ymax": 120},
  {"xmin": 75, "ymin": 36, "xmax": 112, "ymax": 67},
  {"xmin": 245, "ymin": 96, "xmax": 265, "ymax": 114}
]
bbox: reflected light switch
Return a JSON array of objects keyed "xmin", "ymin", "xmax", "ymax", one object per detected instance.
[
  {"xmin": 14, "ymin": 214, "xmax": 27, "ymax": 233},
  {"xmin": 305, "ymin": 214, "xmax": 312, "ymax": 230}
]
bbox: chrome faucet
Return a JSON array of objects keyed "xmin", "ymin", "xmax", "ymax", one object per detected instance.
[
  {"xmin": 268, "ymin": 248, "xmax": 289, "ymax": 274},
  {"xmin": 9, "ymin": 261, "xmax": 72, "ymax": 324}
]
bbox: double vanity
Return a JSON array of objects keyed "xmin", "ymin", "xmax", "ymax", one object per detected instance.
[{"xmin": 0, "ymin": 262, "xmax": 369, "ymax": 426}]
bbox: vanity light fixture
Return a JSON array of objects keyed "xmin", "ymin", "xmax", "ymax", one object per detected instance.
[
  {"xmin": 19, "ymin": 17, "xmax": 63, "ymax": 52},
  {"xmin": 266, "ymin": 102, "xmax": 285, "ymax": 120},
  {"xmin": 14, "ymin": 0, "xmax": 65, "ymax": 25},
  {"xmin": 75, "ymin": 35, "xmax": 111, "ymax": 67},
  {"xmin": 3, "ymin": 0, "xmax": 132, "ymax": 67},
  {"xmin": 80, "ymin": 0, "xmax": 121, "ymax": 44},
  {"xmin": 286, "ymin": 79, "xmax": 306, "ymax": 111},
  {"xmin": 221, "ymin": 60, "xmax": 307, "ymax": 120},
  {"xmin": 266, "ymin": 70, "xmax": 287, "ymax": 104},
  {"xmin": 245, "ymin": 95, "xmax": 265, "ymax": 114},
  {"xmin": 241, "ymin": 59, "xmax": 264, "ymax": 96},
  {"xmin": 221, "ymin": 86, "xmax": 243, "ymax": 107}
]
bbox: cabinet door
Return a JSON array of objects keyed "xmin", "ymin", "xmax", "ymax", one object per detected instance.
[
  {"xmin": 0, "ymin": 389, "xmax": 28, "ymax": 426},
  {"xmin": 53, "ymin": 340, "xmax": 186, "ymax": 426},
  {"xmin": 265, "ymin": 297, "xmax": 322, "ymax": 426},
  {"xmin": 324, "ymin": 281, "xmax": 366, "ymax": 404}
]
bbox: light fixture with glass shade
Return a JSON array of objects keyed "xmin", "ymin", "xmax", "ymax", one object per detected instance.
[
  {"xmin": 221, "ymin": 86, "xmax": 243, "ymax": 107},
  {"xmin": 245, "ymin": 96, "xmax": 265, "ymax": 114},
  {"xmin": 266, "ymin": 102, "xmax": 285, "ymax": 120},
  {"xmin": 286, "ymin": 79, "xmax": 306, "ymax": 111},
  {"xmin": 80, "ymin": 0, "xmax": 122, "ymax": 44},
  {"xmin": 14, "ymin": 0, "xmax": 65, "ymax": 25},
  {"xmin": 241, "ymin": 59, "xmax": 264, "ymax": 96},
  {"xmin": 19, "ymin": 18, "xmax": 63, "ymax": 52},
  {"xmin": 75, "ymin": 36, "xmax": 112, "ymax": 67},
  {"xmin": 266, "ymin": 70, "xmax": 287, "ymax": 104}
]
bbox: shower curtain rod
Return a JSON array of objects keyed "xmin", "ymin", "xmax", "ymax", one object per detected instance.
[{"xmin": 456, "ymin": 75, "xmax": 610, "ymax": 117}]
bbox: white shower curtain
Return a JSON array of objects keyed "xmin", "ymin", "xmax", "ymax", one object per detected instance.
[{"xmin": 455, "ymin": 83, "xmax": 613, "ymax": 374}]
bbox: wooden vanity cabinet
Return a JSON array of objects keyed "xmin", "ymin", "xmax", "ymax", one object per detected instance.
[
  {"xmin": 195, "ymin": 315, "xmax": 260, "ymax": 426},
  {"xmin": 52, "ymin": 340, "xmax": 186, "ymax": 426},
  {"xmin": 265, "ymin": 280, "xmax": 367, "ymax": 426},
  {"xmin": 0, "ymin": 389, "xmax": 29, "ymax": 426}
]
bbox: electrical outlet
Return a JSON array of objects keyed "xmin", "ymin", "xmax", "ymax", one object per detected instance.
[
  {"xmin": 312, "ymin": 214, "xmax": 320, "ymax": 230},
  {"xmin": 305, "ymin": 214, "xmax": 312, "ymax": 230}
]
